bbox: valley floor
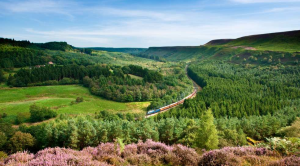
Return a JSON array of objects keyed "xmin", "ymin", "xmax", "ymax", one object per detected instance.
[{"xmin": 0, "ymin": 85, "xmax": 149, "ymax": 124}]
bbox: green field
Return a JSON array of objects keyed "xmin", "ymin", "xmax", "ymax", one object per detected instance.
[{"xmin": 0, "ymin": 85, "xmax": 149, "ymax": 124}]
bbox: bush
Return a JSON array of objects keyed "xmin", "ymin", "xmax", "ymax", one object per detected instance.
[
  {"xmin": 29, "ymin": 104, "xmax": 57, "ymax": 122},
  {"xmin": 0, "ymin": 113, "xmax": 7, "ymax": 119},
  {"xmin": 8, "ymin": 131, "xmax": 35, "ymax": 153},
  {"xmin": 257, "ymin": 137, "xmax": 300, "ymax": 156},
  {"xmin": 15, "ymin": 112, "xmax": 30, "ymax": 124},
  {"xmin": 0, "ymin": 132, "xmax": 7, "ymax": 149},
  {"xmin": 269, "ymin": 156, "xmax": 300, "ymax": 166},
  {"xmin": 199, "ymin": 147, "xmax": 277, "ymax": 166},
  {"xmin": 0, "ymin": 151, "xmax": 7, "ymax": 160},
  {"xmin": 76, "ymin": 97, "xmax": 83, "ymax": 103},
  {"xmin": 278, "ymin": 118, "xmax": 300, "ymax": 137}
]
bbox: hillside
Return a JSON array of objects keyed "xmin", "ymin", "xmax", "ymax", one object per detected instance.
[
  {"xmin": 205, "ymin": 30, "xmax": 300, "ymax": 52},
  {"xmin": 87, "ymin": 47, "xmax": 147, "ymax": 54},
  {"xmin": 141, "ymin": 46, "xmax": 222, "ymax": 61},
  {"xmin": 140, "ymin": 30, "xmax": 300, "ymax": 65}
]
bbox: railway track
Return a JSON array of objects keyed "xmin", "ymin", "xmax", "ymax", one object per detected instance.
[{"xmin": 145, "ymin": 64, "xmax": 201, "ymax": 118}]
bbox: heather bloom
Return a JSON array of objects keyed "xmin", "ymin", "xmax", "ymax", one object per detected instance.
[
  {"xmin": 199, "ymin": 146, "xmax": 281, "ymax": 166},
  {"xmin": 122, "ymin": 144, "xmax": 138, "ymax": 157},
  {"xmin": 2, "ymin": 141, "xmax": 298, "ymax": 166},
  {"xmin": 2, "ymin": 151, "xmax": 34, "ymax": 165},
  {"xmin": 269, "ymin": 156, "xmax": 300, "ymax": 166}
]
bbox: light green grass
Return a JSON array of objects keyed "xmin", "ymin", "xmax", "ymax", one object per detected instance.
[
  {"xmin": 128, "ymin": 74, "xmax": 143, "ymax": 80},
  {"xmin": 0, "ymin": 85, "xmax": 149, "ymax": 123}
]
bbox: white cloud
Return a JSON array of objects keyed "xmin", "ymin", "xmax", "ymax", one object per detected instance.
[
  {"xmin": 264, "ymin": 7, "xmax": 300, "ymax": 12},
  {"xmin": 1, "ymin": 0, "xmax": 299, "ymax": 47},
  {"xmin": 92, "ymin": 8, "xmax": 186, "ymax": 22},
  {"xmin": 231, "ymin": 0, "xmax": 300, "ymax": 3},
  {"xmin": 24, "ymin": 17, "xmax": 296, "ymax": 47},
  {"xmin": 0, "ymin": 0, "xmax": 74, "ymax": 18}
]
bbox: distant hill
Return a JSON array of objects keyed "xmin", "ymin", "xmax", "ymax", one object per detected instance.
[
  {"xmin": 87, "ymin": 47, "xmax": 147, "ymax": 54},
  {"xmin": 0, "ymin": 38, "xmax": 94, "ymax": 54},
  {"xmin": 141, "ymin": 46, "xmax": 221, "ymax": 61},
  {"xmin": 205, "ymin": 39, "xmax": 233, "ymax": 46},
  {"xmin": 0, "ymin": 38, "xmax": 74, "ymax": 51},
  {"xmin": 205, "ymin": 30, "xmax": 300, "ymax": 52},
  {"xmin": 142, "ymin": 30, "xmax": 300, "ymax": 64}
]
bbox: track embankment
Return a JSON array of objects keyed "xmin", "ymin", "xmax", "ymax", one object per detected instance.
[{"xmin": 145, "ymin": 64, "xmax": 201, "ymax": 118}]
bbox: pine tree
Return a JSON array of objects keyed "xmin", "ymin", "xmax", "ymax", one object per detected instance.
[
  {"xmin": 68, "ymin": 121, "xmax": 79, "ymax": 149},
  {"xmin": 195, "ymin": 108, "xmax": 219, "ymax": 150},
  {"xmin": 178, "ymin": 119, "xmax": 198, "ymax": 147}
]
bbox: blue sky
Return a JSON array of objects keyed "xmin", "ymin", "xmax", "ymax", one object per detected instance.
[{"xmin": 0, "ymin": 0, "xmax": 299, "ymax": 47}]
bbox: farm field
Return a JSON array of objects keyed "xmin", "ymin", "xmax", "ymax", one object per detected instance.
[{"xmin": 0, "ymin": 85, "xmax": 149, "ymax": 123}]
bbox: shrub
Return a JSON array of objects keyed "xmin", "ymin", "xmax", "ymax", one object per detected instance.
[
  {"xmin": 278, "ymin": 118, "xmax": 300, "ymax": 137},
  {"xmin": 2, "ymin": 113, "xmax": 7, "ymax": 118},
  {"xmin": 2, "ymin": 151, "xmax": 34, "ymax": 165},
  {"xmin": 0, "ymin": 151, "xmax": 7, "ymax": 160},
  {"xmin": 8, "ymin": 131, "xmax": 35, "ymax": 153},
  {"xmin": 15, "ymin": 112, "xmax": 30, "ymax": 124},
  {"xmin": 76, "ymin": 97, "xmax": 84, "ymax": 103},
  {"xmin": 257, "ymin": 137, "xmax": 300, "ymax": 156},
  {"xmin": 269, "ymin": 156, "xmax": 300, "ymax": 166},
  {"xmin": 0, "ymin": 132, "xmax": 7, "ymax": 149},
  {"xmin": 198, "ymin": 146, "xmax": 276, "ymax": 166},
  {"xmin": 29, "ymin": 104, "xmax": 57, "ymax": 122}
]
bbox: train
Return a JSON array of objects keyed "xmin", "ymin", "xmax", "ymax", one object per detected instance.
[{"xmin": 146, "ymin": 88, "xmax": 197, "ymax": 115}]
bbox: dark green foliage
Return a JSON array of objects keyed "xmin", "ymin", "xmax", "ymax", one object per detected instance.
[
  {"xmin": 9, "ymin": 64, "xmax": 188, "ymax": 103},
  {"xmin": 0, "ymin": 45, "xmax": 49, "ymax": 68},
  {"xmin": 132, "ymin": 53, "xmax": 167, "ymax": 62},
  {"xmin": 0, "ymin": 132, "xmax": 7, "ymax": 150},
  {"xmin": 75, "ymin": 97, "xmax": 83, "ymax": 103},
  {"xmin": 0, "ymin": 69, "xmax": 5, "ymax": 82},
  {"xmin": 8, "ymin": 131, "xmax": 35, "ymax": 153},
  {"xmin": 0, "ymin": 38, "xmax": 31, "ymax": 47},
  {"xmin": 0, "ymin": 113, "xmax": 8, "ymax": 119},
  {"xmin": 88, "ymin": 47, "xmax": 147, "ymax": 54},
  {"xmin": 39, "ymin": 42, "xmax": 73, "ymax": 51},
  {"xmin": 15, "ymin": 113, "xmax": 30, "ymax": 125},
  {"xmin": 0, "ymin": 123, "xmax": 15, "ymax": 138},
  {"xmin": 162, "ymin": 61, "xmax": 300, "ymax": 119},
  {"xmin": 29, "ymin": 104, "xmax": 57, "ymax": 123},
  {"xmin": 8, "ymin": 64, "xmax": 109, "ymax": 87},
  {"xmin": 127, "ymin": 65, "xmax": 163, "ymax": 83}
]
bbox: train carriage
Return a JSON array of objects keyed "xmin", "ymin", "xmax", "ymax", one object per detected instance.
[{"xmin": 146, "ymin": 88, "xmax": 198, "ymax": 116}]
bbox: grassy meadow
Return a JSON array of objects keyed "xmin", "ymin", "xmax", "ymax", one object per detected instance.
[{"xmin": 0, "ymin": 85, "xmax": 149, "ymax": 124}]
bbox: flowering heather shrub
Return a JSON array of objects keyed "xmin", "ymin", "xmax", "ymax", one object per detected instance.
[
  {"xmin": 1, "ymin": 140, "xmax": 200, "ymax": 166},
  {"xmin": 1, "ymin": 151, "xmax": 34, "ymax": 165},
  {"xmin": 199, "ymin": 146, "xmax": 277, "ymax": 166},
  {"xmin": 137, "ymin": 139, "xmax": 173, "ymax": 155},
  {"xmin": 125, "ymin": 154, "xmax": 152, "ymax": 165},
  {"xmin": 84, "ymin": 143, "xmax": 125, "ymax": 165},
  {"xmin": 122, "ymin": 144, "xmax": 138, "ymax": 158},
  {"xmin": 5, "ymin": 141, "xmax": 299, "ymax": 166},
  {"xmin": 268, "ymin": 156, "xmax": 300, "ymax": 166},
  {"xmin": 28, "ymin": 147, "xmax": 98, "ymax": 166},
  {"xmin": 1, "ymin": 148, "xmax": 110, "ymax": 166},
  {"xmin": 199, "ymin": 149, "xmax": 241, "ymax": 166},
  {"xmin": 171, "ymin": 144, "xmax": 200, "ymax": 165},
  {"xmin": 242, "ymin": 155, "xmax": 269, "ymax": 165}
]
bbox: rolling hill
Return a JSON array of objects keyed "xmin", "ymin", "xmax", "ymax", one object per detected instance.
[
  {"xmin": 140, "ymin": 30, "xmax": 300, "ymax": 64},
  {"xmin": 87, "ymin": 47, "xmax": 147, "ymax": 54},
  {"xmin": 205, "ymin": 30, "xmax": 300, "ymax": 52}
]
